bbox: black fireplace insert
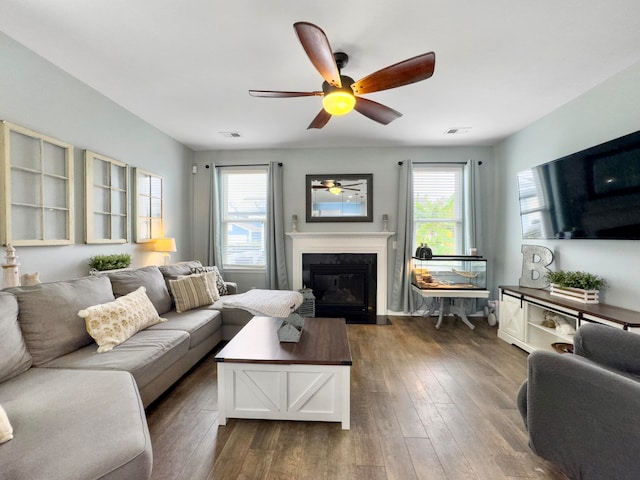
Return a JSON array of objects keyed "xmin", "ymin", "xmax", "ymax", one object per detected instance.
[{"xmin": 302, "ymin": 253, "xmax": 376, "ymax": 323}]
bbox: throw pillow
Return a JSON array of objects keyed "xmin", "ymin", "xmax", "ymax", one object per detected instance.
[
  {"xmin": 0, "ymin": 404, "xmax": 14, "ymax": 444},
  {"xmin": 79, "ymin": 286, "xmax": 166, "ymax": 353},
  {"xmin": 191, "ymin": 265, "xmax": 228, "ymax": 296},
  {"xmin": 169, "ymin": 274, "xmax": 216, "ymax": 313},
  {"xmin": 178, "ymin": 271, "xmax": 220, "ymax": 302}
]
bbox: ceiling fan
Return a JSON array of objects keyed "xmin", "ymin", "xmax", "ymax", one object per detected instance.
[
  {"xmin": 312, "ymin": 180, "xmax": 363, "ymax": 195},
  {"xmin": 249, "ymin": 22, "xmax": 436, "ymax": 129}
]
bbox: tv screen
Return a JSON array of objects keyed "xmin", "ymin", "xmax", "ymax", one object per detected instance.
[{"xmin": 517, "ymin": 129, "xmax": 640, "ymax": 240}]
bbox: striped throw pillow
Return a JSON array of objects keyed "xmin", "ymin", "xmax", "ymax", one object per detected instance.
[
  {"xmin": 168, "ymin": 274, "xmax": 216, "ymax": 313},
  {"xmin": 191, "ymin": 265, "xmax": 228, "ymax": 296}
]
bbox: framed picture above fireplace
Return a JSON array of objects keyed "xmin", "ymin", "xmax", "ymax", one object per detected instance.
[{"xmin": 306, "ymin": 174, "xmax": 373, "ymax": 222}]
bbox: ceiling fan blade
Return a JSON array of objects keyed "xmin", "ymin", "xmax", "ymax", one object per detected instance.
[
  {"xmin": 249, "ymin": 90, "xmax": 321, "ymax": 98},
  {"xmin": 294, "ymin": 22, "xmax": 341, "ymax": 88},
  {"xmin": 307, "ymin": 109, "xmax": 332, "ymax": 129},
  {"xmin": 354, "ymin": 97, "xmax": 402, "ymax": 125},
  {"xmin": 351, "ymin": 52, "xmax": 435, "ymax": 94}
]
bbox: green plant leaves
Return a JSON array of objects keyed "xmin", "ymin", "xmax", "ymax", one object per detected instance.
[
  {"xmin": 545, "ymin": 270, "xmax": 606, "ymax": 290},
  {"xmin": 88, "ymin": 254, "xmax": 132, "ymax": 271}
]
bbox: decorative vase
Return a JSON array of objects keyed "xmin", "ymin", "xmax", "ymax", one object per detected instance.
[{"xmin": 549, "ymin": 284, "xmax": 599, "ymax": 304}]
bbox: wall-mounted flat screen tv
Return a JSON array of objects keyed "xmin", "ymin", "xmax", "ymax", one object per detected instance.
[{"xmin": 517, "ymin": 129, "xmax": 640, "ymax": 240}]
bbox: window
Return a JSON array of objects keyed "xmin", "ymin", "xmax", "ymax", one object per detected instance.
[
  {"xmin": 413, "ymin": 164, "xmax": 464, "ymax": 255},
  {"xmin": 85, "ymin": 150, "xmax": 129, "ymax": 243},
  {"xmin": 218, "ymin": 166, "xmax": 267, "ymax": 268},
  {"xmin": 0, "ymin": 121, "xmax": 74, "ymax": 246},
  {"xmin": 134, "ymin": 168, "xmax": 164, "ymax": 242}
]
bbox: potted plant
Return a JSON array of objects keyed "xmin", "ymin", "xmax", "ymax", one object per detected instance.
[
  {"xmin": 88, "ymin": 254, "xmax": 132, "ymax": 273},
  {"xmin": 545, "ymin": 270, "xmax": 606, "ymax": 304}
]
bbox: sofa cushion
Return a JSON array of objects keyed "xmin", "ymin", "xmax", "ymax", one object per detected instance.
[
  {"xmin": 7, "ymin": 276, "xmax": 115, "ymax": 366},
  {"xmin": 41, "ymin": 329, "xmax": 190, "ymax": 390},
  {"xmin": 0, "ymin": 292, "xmax": 32, "ymax": 383},
  {"xmin": 168, "ymin": 274, "xmax": 217, "ymax": 313},
  {"xmin": 0, "ymin": 368, "xmax": 152, "ymax": 480},
  {"xmin": 107, "ymin": 266, "xmax": 172, "ymax": 315},
  {"xmin": 158, "ymin": 260, "xmax": 203, "ymax": 278},
  {"xmin": 79, "ymin": 286, "xmax": 167, "ymax": 353},
  {"xmin": 149, "ymin": 308, "xmax": 222, "ymax": 348}
]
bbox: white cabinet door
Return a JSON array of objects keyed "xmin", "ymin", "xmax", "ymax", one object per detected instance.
[{"xmin": 499, "ymin": 292, "xmax": 526, "ymax": 341}]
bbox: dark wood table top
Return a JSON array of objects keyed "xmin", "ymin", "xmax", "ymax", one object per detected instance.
[
  {"xmin": 214, "ymin": 316, "xmax": 352, "ymax": 366},
  {"xmin": 500, "ymin": 285, "xmax": 640, "ymax": 328}
]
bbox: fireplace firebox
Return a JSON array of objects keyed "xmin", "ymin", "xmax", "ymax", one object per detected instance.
[{"xmin": 302, "ymin": 253, "xmax": 377, "ymax": 323}]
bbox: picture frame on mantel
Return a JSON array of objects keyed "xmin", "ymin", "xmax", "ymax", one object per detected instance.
[{"xmin": 306, "ymin": 174, "xmax": 373, "ymax": 222}]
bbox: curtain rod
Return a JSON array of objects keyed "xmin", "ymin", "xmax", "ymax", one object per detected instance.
[
  {"xmin": 205, "ymin": 162, "xmax": 282, "ymax": 168},
  {"xmin": 398, "ymin": 160, "xmax": 482, "ymax": 166}
]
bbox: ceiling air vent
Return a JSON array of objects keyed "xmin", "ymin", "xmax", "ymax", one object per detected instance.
[
  {"xmin": 445, "ymin": 127, "xmax": 472, "ymax": 135},
  {"xmin": 219, "ymin": 131, "xmax": 242, "ymax": 138}
]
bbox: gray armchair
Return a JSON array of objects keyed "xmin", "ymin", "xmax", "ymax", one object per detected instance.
[{"xmin": 517, "ymin": 323, "xmax": 640, "ymax": 480}]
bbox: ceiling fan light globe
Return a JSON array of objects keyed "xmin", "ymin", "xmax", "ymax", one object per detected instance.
[
  {"xmin": 322, "ymin": 91, "xmax": 356, "ymax": 116},
  {"xmin": 329, "ymin": 186, "xmax": 343, "ymax": 194}
]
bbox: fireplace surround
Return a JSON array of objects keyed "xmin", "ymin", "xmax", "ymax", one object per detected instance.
[{"xmin": 288, "ymin": 232, "xmax": 394, "ymax": 321}]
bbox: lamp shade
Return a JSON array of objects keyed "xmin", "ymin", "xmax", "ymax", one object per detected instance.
[
  {"xmin": 154, "ymin": 237, "xmax": 177, "ymax": 253},
  {"xmin": 322, "ymin": 91, "xmax": 356, "ymax": 116}
]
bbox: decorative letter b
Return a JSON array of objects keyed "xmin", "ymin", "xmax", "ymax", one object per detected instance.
[{"xmin": 519, "ymin": 245, "xmax": 554, "ymax": 288}]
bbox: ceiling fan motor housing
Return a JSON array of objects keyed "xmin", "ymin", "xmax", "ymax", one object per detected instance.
[{"xmin": 322, "ymin": 75, "xmax": 355, "ymax": 96}]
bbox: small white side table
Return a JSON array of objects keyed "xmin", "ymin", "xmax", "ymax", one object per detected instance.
[{"xmin": 411, "ymin": 285, "xmax": 490, "ymax": 330}]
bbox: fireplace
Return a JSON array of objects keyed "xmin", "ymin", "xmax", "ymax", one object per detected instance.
[
  {"xmin": 288, "ymin": 231, "xmax": 394, "ymax": 322},
  {"xmin": 303, "ymin": 253, "xmax": 377, "ymax": 323}
]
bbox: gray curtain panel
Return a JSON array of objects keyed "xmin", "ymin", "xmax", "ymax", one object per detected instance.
[
  {"xmin": 207, "ymin": 162, "xmax": 224, "ymax": 270},
  {"xmin": 389, "ymin": 160, "xmax": 415, "ymax": 313},
  {"xmin": 266, "ymin": 162, "xmax": 290, "ymax": 290},
  {"xmin": 463, "ymin": 159, "xmax": 487, "ymax": 315}
]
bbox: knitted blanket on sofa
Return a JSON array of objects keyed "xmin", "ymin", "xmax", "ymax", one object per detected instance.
[{"xmin": 222, "ymin": 289, "xmax": 304, "ymax": 318}]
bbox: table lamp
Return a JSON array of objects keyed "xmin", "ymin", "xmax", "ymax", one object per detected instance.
[{"xmin": 154, "ymin": 237, "xmax": 177, "ymax": 265}]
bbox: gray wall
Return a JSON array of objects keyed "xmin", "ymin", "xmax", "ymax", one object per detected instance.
[
  {"xmin": 493, "ymin": 60, "xmax": 640, "ymax": 310},
  {"xmin": 193, "ymin": 146, "xmax": 496, "ymax": 297},
  {"xmin": 0, "ymin": 33, "xmax": 194, "ymax": 282}
]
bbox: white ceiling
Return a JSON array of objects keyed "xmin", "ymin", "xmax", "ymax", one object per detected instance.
[{"xmin": 1, "ymin": 1, "xmax": 640, "ymax": 151}]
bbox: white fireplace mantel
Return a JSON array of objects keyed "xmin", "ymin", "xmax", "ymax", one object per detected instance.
[{"xmin": 287, "ymin": 231, "xmax": 395, "ymax": 316}]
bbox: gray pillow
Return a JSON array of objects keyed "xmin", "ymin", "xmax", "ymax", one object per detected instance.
[
  {"xmin": 0, "ymin": 292, "xmax": 32, "ymax": 382},
  {"xmin": 158, "ymin": 261, "xmax": 203, "ymax": 278},
  {"xmin": 7, "ymin": 276, "xmax": 115, "ymax": 366},
  {"xmin": 107, "ymin": 266, "xmax": 172, "ymax": 315}
]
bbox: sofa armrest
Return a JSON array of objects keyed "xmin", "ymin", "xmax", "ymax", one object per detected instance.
[
  {"xmin": 224, "ymin": 282, "xmax": 238, "ymax": 295},
  {"xmin": 574, "ymin": 322, "xmax": 640, "ymax": 376},
  {"xmin": 523, "ymin": 350, "xmax": 640, "ymax": 480}
]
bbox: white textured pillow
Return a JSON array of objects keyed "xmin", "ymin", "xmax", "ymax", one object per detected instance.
[
  {"xmin": 0, "ymin": 404, "xmax": 14, "ymax": 444},
  {"xmin": 169, "ymin": 274, "xmax": 216, "ymax": 313},
  {"xmin": 79, "ymin": 286, "xmax": 166, "ymax": 353}
]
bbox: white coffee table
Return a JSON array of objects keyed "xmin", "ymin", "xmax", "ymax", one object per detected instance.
[{"xmin": 215, "ymin": 316, "xmax": 352, "ymax": 429}]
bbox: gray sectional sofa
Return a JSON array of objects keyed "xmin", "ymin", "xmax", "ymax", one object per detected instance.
[{"xmin": 0, "ymin": 261, "xmax": 253, "ymax": 480}]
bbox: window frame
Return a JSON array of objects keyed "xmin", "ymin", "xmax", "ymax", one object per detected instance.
[
  {"xmin": 133, "ymin": 168, "xmax": 164, "ymax": 243},
  {"xmin": 84, "ymin": 150, "xmax": 129, "ymax": 244},
  {"xmin": 0, "ymin": 121, "xmax": 74, "ymax": 246},
  {"xmin": 217, "ymin": 165, "xmax": 268, "ymax": 270}
]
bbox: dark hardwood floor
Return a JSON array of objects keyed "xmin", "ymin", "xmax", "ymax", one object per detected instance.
[{"xmin": 145, "ymin": 315, "xmax": 568, "ymax": 480}]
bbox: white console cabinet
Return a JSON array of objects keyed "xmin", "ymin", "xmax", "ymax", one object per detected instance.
[{"xmin": 498, "ymin": 286, "xmax": 640, "ymax": 353}]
